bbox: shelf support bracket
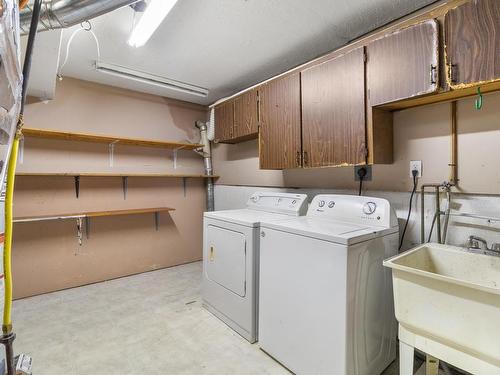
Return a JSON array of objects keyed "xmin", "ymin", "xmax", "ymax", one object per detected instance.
[
  {"xmin": 172, "ymin": 149, "xmax": 178, "ymax": 169},
  {"xmin": 74, "ymin": 176, "xmax": 80, "ymax": 198},
  {"xmin": 76, "ymin": 217, "xmax": 83, "ymax": 246},
  {"xmin": 154, "ymin": 211, "xmax": 159, "ymax": 231},
  {"xmin": 85, "ymin": 216, "xmax": 90, "ymax": 239},
  {"xmin": 109, "ymin": 141, "xmax": 118, "ymax": 168},
  {"xmin": 182, "ymin": 177, "xmax": 187, "ymax": 197},
  {"xmin": 122, "ymin": 176, "xmax": 128, "ymax": 200}
]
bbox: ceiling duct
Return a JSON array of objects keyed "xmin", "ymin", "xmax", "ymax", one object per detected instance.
[{"xmin": 19, "ymin": 0, "xmax": 139, "ymax": 34}]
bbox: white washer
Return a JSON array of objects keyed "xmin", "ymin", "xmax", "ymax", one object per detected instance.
[
  {"xmin": 259, "ymin": 194, "xmax": 399, "ymax": 375},
  {"xmin": 202, "ymin": 192, "xmax": 308, "ymax": 343}
]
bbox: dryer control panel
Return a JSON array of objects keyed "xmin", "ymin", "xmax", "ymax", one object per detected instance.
[
  {"xmin": 247, "ymin": 192, "xmax": 308, "ymax": 216},
  {"xmin": 308, "ymin": 194, "xmax": 397, "ymax": 228}
]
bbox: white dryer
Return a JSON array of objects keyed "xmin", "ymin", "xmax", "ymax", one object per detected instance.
[
  {"xmin": 259, "ymin": 194, "xmax": 399, "ymax": 375},
  {"xmin": 202, "ymin": 192, "xmax": 308, "ymax": 343}
]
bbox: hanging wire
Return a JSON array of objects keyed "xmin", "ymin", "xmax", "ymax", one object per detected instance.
[
  {"xmin": 399, "ymin": 173, "xmax": 418, "ymax": 251},
  {"xmin": 57, "ymin": 21, "xmax": 101, "ymax": 80}
]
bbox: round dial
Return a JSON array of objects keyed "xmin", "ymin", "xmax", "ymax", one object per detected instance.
[
  {"xmin": 328, "ymin": 201, "xmax": 335, "ymax": 208},
  {"xmin": 251, "ymin": 195, "xmax": 259, "ymax": 203},
  {"xmin": 318, "ymin": 200, "xmax": 325, "ymax": 208},
  {"xmin": 363, "ymin": 201, "xmax": 377, "ymax": 215}
]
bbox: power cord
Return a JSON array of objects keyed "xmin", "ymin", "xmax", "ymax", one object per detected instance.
[
  {"xmin": 399, "ymin": 169, "xmax": 418, "ymax": 251},
  {"xmin": 357, "ymin": 167, "xmax": 367, "ymax": 196}
]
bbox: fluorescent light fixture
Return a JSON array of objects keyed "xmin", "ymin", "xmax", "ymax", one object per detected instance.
[
  {"xmin": 95, "ymin": 61, "xmax": 209, "ymax": 98},
  {"xmin": 128, "ymin": 0, "xmax": 179, "ymax": 47}
]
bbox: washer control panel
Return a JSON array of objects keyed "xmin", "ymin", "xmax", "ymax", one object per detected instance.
[{"xmin": 308, "ymin": 194, "xmax": 396, "ymax": 228}]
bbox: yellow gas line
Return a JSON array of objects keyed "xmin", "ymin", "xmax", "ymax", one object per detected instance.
[{"xmin": 3, "ymin": 120, "xmax": 22, "ymax": 334}]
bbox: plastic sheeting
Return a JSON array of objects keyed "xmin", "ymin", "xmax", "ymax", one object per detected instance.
[
  {"xmin": 0, "ymin": 1, "xmax": 21, "ymax": 372},
  {"xmin": 0, "ymin": 0, "xmax": 22, "ymax": 188}
]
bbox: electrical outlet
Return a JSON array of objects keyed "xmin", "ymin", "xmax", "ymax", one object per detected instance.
[
  {"xmin": 410, "ymin": 160, "xmax": 422, "ymax": 178},
  {"xmin": 354, "ymin": 165, "xmax": 372, "ymax": 181}
]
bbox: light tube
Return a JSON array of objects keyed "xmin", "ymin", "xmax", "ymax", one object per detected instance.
[
  {"xmin": 128, "ymin": 0, "xmax": 179, "ymax": 47},
  {"xmin": 95, "ymin": 61, "xmax": 209, "ymax": 98}
]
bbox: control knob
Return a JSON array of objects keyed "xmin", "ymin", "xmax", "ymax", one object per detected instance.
[{"xmin": 363, "ymin": 201, "xmax": 377, "ymax": 215}]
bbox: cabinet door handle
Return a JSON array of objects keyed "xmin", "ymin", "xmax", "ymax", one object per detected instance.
[
  {"xmin": 449, "ymin": 63, "xmax": 457, "ymax": 85},
  {"xmin": 430, "ymin": 64, "xmax": 437, "ymax": 85},
  {"xmin": 303, "ymin": 151, "xmax": 309, "ymax": 166}
]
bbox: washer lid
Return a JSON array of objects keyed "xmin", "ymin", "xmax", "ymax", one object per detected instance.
[
  {"xmin": 204, "ymin": 209, "xmax": 297, "ymax": 227},
  {"xmin": 261, "ymin": 216, "xmax": 398, "ymax": 245}
]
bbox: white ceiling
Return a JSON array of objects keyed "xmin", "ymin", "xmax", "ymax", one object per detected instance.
[{"xmin": 50, "ymin": 0, "xmax": 437, "ymax": 105}]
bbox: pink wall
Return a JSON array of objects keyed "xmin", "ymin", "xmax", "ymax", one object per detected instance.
[{"xmin": 13, "ymin": 78, "xmax": 208, "ymax": 298}]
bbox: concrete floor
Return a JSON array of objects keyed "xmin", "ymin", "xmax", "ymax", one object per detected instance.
[{"xmin": 13, "ymin": 261, "xmax": 400, "ymax": 375}]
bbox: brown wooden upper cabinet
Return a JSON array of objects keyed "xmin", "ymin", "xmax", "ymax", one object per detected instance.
[
  {"xmin": 445, "ymin": 0, "xmax": 500, "ymax": 88},
  {"xmin": 214, "ymin": 89, "xmax": 259, "ymax": 143},
  {"xmin": 259, "ymin": 73, "xmax": 301, "ymax": 170},
  {"xmin": 301, "ymin": 48, "xmax": 366, "ymax": 168},
  {"xmin": 233, "ymin": 89, "xmax": 259, "ymax": 140},
  {"xmin": 367, "ymin": 20, "xmax": 439, "ymax": 106},
  {"xmin": 214, "ymin": 100, "xmax": 234, "ymax": 143}
]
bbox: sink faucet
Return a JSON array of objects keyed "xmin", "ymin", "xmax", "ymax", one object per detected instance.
[
  {"xmin": 466, "ymin": 235, "xmax": 500, "ymax": 255},
  {"xmin": 467, "ymin": 235, "xmax": 488, "ymax": 250}
]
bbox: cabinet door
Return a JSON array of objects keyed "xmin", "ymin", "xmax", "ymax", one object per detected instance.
[
  {"xmin": 233, "ymin": 89, "xmax": 259, "ymax": 140},
  {"xmin": 259, "ymin": 73, "xmax": 301, "ymax": 170},
  {"xmin": 301, "ymin": 48, "xmax": 366, "ymax": 167},
  {"xmin": 214, "ymin": 100, "xmax": 234, "ymax": 143},
  {"xmin": 367, "ymin": 20, "xmax": 439, "ymax": 106},
  {"xmin": 445, "ymin": 0, "xmax": 500, "ymax": 87}
]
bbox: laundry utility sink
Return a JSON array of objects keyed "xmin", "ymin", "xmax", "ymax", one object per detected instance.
[{"xmin": 384, "ymin": 243, "xmax": 500, "ymax": 374}]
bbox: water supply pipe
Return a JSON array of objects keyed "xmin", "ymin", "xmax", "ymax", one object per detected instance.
[
  {"xmin": 19, "ymin": 0, "xmax": 139, "ymax": 34},
  {"xmin": 420, "ymin": 101, "xmax": 459, "ymax": 245},
  {"xmin": 195, "ymin": 121, "xmax": 214, "ymax": 211}
]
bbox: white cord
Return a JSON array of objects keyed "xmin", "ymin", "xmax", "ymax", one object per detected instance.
[{"xmin": 57, "ymin": 22, "xmax": 101, "ymax": 80}]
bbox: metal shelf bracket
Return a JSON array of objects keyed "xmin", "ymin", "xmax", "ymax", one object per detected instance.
[
  {"xmin": 122, "ymin": 176, "xmax": 128, "ymax": 200},
  {"xmin": 85, "ymin": 216, "xmax": 90, "ymax": 239},
  {"xmin": 74, "ymin": 176, "xmax": 80, "ymax": 198},
  {"xmin": 154, "ymin": 211, "xmax": 159, "ymax": 231}
]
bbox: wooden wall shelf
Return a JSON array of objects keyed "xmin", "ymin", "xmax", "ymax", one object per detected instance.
[
  {"xmin": 14, "ymin": 207, "xmax": 176, "ymax": 245},
  {"xmin": 16, "ymin": 172, "xmax": 218, "ymax": 178},
  {"xmin": 14, "ymin": 207, "xmax": 175, "ymax": 223},
  {"xmin": 15, "ymin": 172, "xmax": 217, "ymax": 199},
  {"xmin": 22, "ymin": 128, "xmax": 203, "ymax": 150}
]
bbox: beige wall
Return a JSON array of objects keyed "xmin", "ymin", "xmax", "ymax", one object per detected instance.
[
  {"xmin": 13, "ymin": 78, "xmax": 208, "ymax": 298},
  {"xmin": 213, "ymin": 91, "xmax": 500, "ymax": 195}
]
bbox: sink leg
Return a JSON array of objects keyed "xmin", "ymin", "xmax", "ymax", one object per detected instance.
[
  {"xmin": 400, "ymin": 341, "xmax": 414, "ymax": 375},
  {"xmin": 426, "ymin": 355, "xmax": 439, "ymax": 375}
]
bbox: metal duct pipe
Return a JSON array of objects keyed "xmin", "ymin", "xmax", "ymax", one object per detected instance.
[
  {"xmin": 195, "ymin": 121, "xmax": 214, "ymax": 212},
  {"xmin": 19, "ymin": 0, "xmax": 139, "ymax": 34}
]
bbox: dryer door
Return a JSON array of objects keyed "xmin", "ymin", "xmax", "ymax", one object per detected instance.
[{"xmin": 206, "ymin": 224, "xmax": 247, "ymax": 297}]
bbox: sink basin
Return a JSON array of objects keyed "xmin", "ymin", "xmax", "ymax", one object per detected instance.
[{"xmin": 384, "ymin": 243, "xmax": 500, "ymax": 374}]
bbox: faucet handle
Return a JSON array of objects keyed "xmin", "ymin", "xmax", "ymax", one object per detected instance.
[
  {"xmin": 466, "ymin": 235, "xmax": 488, "ymax": 250},
  {"xmin": 491, "ymin": 243, "xmax": 500, "ymax": 253},
  {"xmin": 466, "ymin": 236, "xmax": 479, "ymax": 249}
]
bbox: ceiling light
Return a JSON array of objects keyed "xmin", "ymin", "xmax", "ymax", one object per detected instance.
[
  {"xmin": 95, "ymin": 61, "xmax": 209, "ymax": 98},
  {"xmin": 127, "ymin": 0, "xmax": 179, "ymax": 47}
]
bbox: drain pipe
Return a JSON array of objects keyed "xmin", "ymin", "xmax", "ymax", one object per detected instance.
[{"xmin": 195, "ymin": 121, "xmax": 214, "ymax": 211}]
